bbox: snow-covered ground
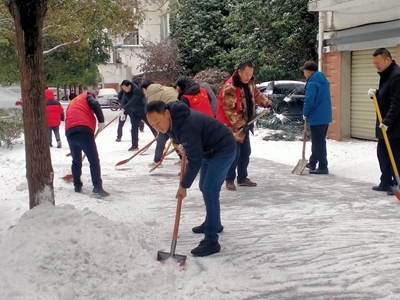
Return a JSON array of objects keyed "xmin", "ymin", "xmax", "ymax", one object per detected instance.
[{"xmin": 1, "ymin": 107, "xmax": 399, "ymax": 300}]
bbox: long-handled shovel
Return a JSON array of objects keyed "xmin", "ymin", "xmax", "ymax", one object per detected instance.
[
  {"xmin": 372, "ymin": 93, "xmax": 400, "ymax": 200},
  {"xmin": 292, "ymin": 119, "xmax": 308, "ymax": 175},
  {"xmin": 149, "ymin": 139, "xmax": 172, "ymax": 172},
  {"xmin": 233, "ymin": 108, "xmax": 271, "ymax": 140},
  {"xmin": 65, "ymin": 115, "xmax": 119, "ymax": 157},
  {"xmin": 115, "ymin": 134, "xmax": 159, "ymax": 166},
  {"xmin": 157, "ymin": 149, "xmax": 187, "ymax": 266}
]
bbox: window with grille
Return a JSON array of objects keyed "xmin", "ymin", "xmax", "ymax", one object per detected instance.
[{"xmin": 124, "ymin": 29, "xmax": 140, "ymax": 45}]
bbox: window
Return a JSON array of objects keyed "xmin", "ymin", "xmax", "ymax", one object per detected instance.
[
  {"xmin": 160, "ymin": 14, "xmax": 169, "ymax": 40},
  {"xmin": 124, "ymin": 29, "xmax": 140, "ymax": 45}
]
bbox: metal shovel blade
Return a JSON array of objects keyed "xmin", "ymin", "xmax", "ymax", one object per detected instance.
[
  {"xmin": 292, "ymin": 159, "xmax": 308, "ymax": 175},
  {"xmin": 157, "ymin": 251, "xmax": 187, "ymax": 266},
  {"xmin": 390, "ymin": 185, "xmax": 400, "ymax": 201}
]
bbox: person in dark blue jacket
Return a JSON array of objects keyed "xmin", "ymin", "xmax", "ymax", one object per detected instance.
[
  {"xmin": 120, "ymin": 80, "xmax": 156, "ymax": 151},
  {"xmin": 146, "ymin": 100, "xmax": 237, "ymax": 257},
  {"xmin": 300, "ymin": 61, "xmax": 332, "ymax": 174}
]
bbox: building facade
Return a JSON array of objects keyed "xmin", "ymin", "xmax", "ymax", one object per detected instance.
[
  {"xmin": 97, "ymin": 0, "xmax": 175, "ymax": 91},
  {"xmin": 308, "ymin": 0, "xmax": 400, "ymax": 140}
]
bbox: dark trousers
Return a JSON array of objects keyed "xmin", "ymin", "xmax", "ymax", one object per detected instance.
[
  {"xmin": 154, "ymin": 133, "xmax": 169, "ymax": 163},
  {"xmin": 139, "ymin": 120, "xmax": 144, "ymax": 131},
  {"xmin": 309, "ymin": 124, "xmax": 329, "ymax": 170},
  {"xmin": 117, "ymin": 116, "xmax": 127, "ymax": 139},
  {"xmin": 127, "ymin": 112, "xmax": 157, "ymax": 148},
  {"xmin": 67, "ymin": 131, "xmax": 102, "ymax": 189},
  {"xmin": 199, "ymin": 151, "xmax": 236, "ymax": 242},
  {"xmin": 48, "ymin": 126, "xmax": 60, "ymax": 145},
  {"xmin": 377, "ymin": 138, "xmax": 400, "ymax": 186},
  {"xmin": 226, "ymin": 131, "xmax": 251, "ymax": 183}
]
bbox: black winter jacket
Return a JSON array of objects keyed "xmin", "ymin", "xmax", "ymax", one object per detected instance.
[
  {"xmin": 121, "ymin": 83, "xmax": 147, "ymax": 119},
  {"xmin": 166, "ymin": 101, "xmax": 236, "ymax": 188},
  {"xmin": 376, "ymin": 61, "xmax": 400, "ymax": 139}
]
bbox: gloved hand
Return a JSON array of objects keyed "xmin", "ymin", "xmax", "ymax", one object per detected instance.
[
  {"xmin": 368, "ymin": 88, "xmax": 376, "ymax": 98},
  {"xmin": 240, "ymin": 123, "xmax": 249, "ymax": 132},
  {"xmin": 120, "ymin": 114, "xmax": 126, "ymax": 121},
  {"xmin": 303, "ymin": 115, "xmax": 307, "ymax": 121},
  {"xmin": 118, "ymin": 109, "xmax": 125, "ymax": 117},
  {"xmin": 379, "ymin": 123, "xmax": 388, "ymax": 131},
  {"xmin": 98, "ymin": 122, "xmax": 106, "ymax": 131}
]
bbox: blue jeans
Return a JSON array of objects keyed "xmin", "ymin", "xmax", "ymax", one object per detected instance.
[
  {"xmin": 226, "ymin": 130, "xmax": 251, "ymax": 183},
  {"xmin": 199, "ymin": 150, "xmax": 236, "ymax": 242},
  {"xmin": 67, "ymin": 131, "xmax": 102, "ymax": 189}
]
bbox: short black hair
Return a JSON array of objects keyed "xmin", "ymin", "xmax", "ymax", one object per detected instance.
[
  {"xmin": 121, "ymin": 79, "xmax": 131, "ymax": 86},
  {"xmin": 141, "ymin": 79, "xmax": 154, "ymax": 89},
  {"xmin": 146, "ymin": 100, "xmax": 168, "ymax": 114},
  {"xmin": 175, "ymin": 77, "xmax": 191, "ymax": 91},
  {"xmin": 373, "ymin": 48, "xmax": 392, "ymax": 59},
  {"xmin": 237, "ymin": 60, "xmax": 254, "ymax": 71}
]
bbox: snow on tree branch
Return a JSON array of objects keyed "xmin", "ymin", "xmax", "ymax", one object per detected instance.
[{"xmin": 43, "ymin": 39, "xmax": 82, "ymax": 56}]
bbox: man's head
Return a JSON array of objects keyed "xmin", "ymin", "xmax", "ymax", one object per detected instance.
[
  {"xmin": 121, "ymin": 79, "xmax": 132, "ymax": 93},
  {"xmin": 236, "ymin": 60, "xmax": 254, "ymax": 84},
  {"xmin": 141, "ymin": 79, "xmax": 154, "ymax": 96},
  {"xmin": 175, "ymin": 77, "xmax": 190, "ymax": 93},
  {"xmin": 373, "ymin": 48, "xmax": 393, "ymax": 73},
  {"xmin": 300, "ymin": 60, "xmax": 318, "ymax": 79},
  {"xmin": 146, "ymin": 100, "xmax": 171, "ymax": 133}
]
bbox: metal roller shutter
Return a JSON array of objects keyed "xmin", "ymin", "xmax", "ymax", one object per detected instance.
[{"xmin": 350, "ymin": 47, "xmax": 397, "ymax": 139}]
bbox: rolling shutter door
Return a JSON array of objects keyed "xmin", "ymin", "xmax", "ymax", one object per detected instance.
[{"xmin": 350, "ymin": 47, "xmax": 397, "ymax": 139}]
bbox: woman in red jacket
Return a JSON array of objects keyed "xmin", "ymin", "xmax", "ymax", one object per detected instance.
[{"xmin": 45, "ymin": 89, "xmax": 64, "ymax": 148}]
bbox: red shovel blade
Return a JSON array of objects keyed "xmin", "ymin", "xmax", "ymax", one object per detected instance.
[{"xmin": 63, "ymin": 174, "xmax": 73, "ymax": 180}]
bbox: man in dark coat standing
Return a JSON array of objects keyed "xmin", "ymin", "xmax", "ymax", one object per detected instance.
[
  {"xmin": 120, "ymin": 79, "xmax": 156, "ymax": 151},
  {"xmin": 368, "ymin": 48, "xmax": 400, "ymax": 196},
  {"xmin": 146, "ymin": 101, "xmax": 236, "ymax": 257}
]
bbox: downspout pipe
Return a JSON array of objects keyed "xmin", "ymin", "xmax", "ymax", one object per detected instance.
[{"xmin": 318, "ymin": 11, "xmax": 325, "ymax": 71}]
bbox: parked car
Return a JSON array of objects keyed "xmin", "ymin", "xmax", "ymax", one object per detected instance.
[
  {"xmin": 96, "ymin": 88, "xmax": 119, "ymax": 108},
  {"xmin": 0, "ymin": 86, "xmax": 22, "ymax": 108},
  {"xmin": 48, "ymin": 87, "xmax": 69, "ymax": 101},
  {"xmin": 256, "ymin": 80, "xmax": 306, "ymax": 120},
  {"xmin": 6, "ymin": 86, "xmax": 22, "ymax": 99}
]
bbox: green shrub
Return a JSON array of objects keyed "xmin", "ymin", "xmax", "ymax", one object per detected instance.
[{"xmin": 0, "ymin": 108, "xmax": 24, "ymax": 148}]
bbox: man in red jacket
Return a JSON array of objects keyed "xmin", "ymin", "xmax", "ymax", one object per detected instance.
[
  {"xmin": 65, "ymin": 92, "xmax": 109, "ymax": 197},
  {"xmin": 45, "ymin": 89, "xmax": 64, "ymax": 148}
]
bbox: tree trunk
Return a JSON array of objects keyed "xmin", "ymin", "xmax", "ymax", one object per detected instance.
[{"xmin": 6, "ymin": 0, "xmax": 54, "ymax": 208}]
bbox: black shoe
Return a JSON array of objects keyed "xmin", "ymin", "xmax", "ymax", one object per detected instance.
[
  {"xmin": 305, "ymin": 163, "xmax": 316, "ymax": 171},
  {"xmin": 128, "ymin": 147, "xmax": 139, "ymax": 151},
  {"xmin": 191, "ymin": 240, "xmax": 221, "ymax": 257},
  {"xmin": 74, "ymin": 186, "xmax": 82, "ymax": 193},
  {"xmin": 92, "ymin": 187, "xmax": 110, "ymax": 197},
  {"xmin": 115, "ymin": 138, "xmax": 121, "ymax": 142},
  {"xmin": 309, "ymin": 168, "xmax": 329, "ymax": 174},
  {"xmin": 387, "ymin": 190, "xmax": 395, "ymax": 196},
  {"xmin": 372, "ymin": 185, "xmax": 391, "ymax": 192},
  {"xmin": 192, "ymin": 222, "xmax": 224, "ymax": 234}
]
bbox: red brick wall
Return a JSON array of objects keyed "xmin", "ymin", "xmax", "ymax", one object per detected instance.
[
  {"xmin": 322, "ymin": 52, "xmax": 341, "ymax": 141},
  {"xmin": 397, "ymin": 44, "xmax": 400, "ymax": 62},
  {"xmin": 104, "ymin": 83, "xmax": 120, "ymax": 91}
]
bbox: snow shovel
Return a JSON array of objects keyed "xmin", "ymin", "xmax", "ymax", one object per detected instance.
[
  {"xmin": 115, "ymin": 134, "xmax": 159, "ymax": 166},
  {"xmin": 149, "ymin": 139, "xmax": 172, "ymax": 172},
  {"xmin": 372, "ymin": 93, "xmax": 400, "ymax": 200},
  {"xmin": 157, "ymin": 149, "xmax": 187, "ymax": 266},
  {"xmin": 292, "ymin": 119, "xmax": 308, "ymax": 175}
]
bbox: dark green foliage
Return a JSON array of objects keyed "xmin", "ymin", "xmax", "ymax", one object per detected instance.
[
  {"xmin": 170, "ymin": 0, "xmax": 318, "ymax": 81},
  {"xmin": 0, "ymin": 108, "xmax": 24, "ymax": 148}
]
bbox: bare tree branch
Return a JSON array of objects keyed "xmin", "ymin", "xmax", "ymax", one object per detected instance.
[{"xmin": 43, "ymin": 39, "xmax": 82, "ymax": 55}]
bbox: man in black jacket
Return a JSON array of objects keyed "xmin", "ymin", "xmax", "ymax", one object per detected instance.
[
  {"xmin": 120, "ymin": 80, "xmax": 156, "ymax": 151},
  {"xmin": 368, "ymin": 48, "xmax": 400, "ymax": 196},
  {"xmin": 146, "ymin": 101, "xmax": 237, "ymax": 257}
]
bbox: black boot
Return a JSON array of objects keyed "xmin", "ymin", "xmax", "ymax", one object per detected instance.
[
  {"xmin": 192, "ymin": 222, "xmax": 224, "ymax": 234},
  {"xmin": 191, "ymin": 240, "xmax": 221, "ymax": 257},
  {"xmin": 92, "ymin": 187, "xmax": 110, "ymax": 197}
]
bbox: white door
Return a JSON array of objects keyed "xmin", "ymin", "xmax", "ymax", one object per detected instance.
[{"xmin": 350, "ymin": 47, "xmax": 397, "ymax": 139}]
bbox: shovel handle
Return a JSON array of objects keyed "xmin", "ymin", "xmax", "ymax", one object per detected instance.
[
  {"xmin": 170, "ymin": 149, "xmax": 187, "ymax": 255},
  {"xmin": 301, "ymin": 119, "xmax": 307, "ymax": 160},
  {"xmin": 372, "ymin": 94, "xmax": 400, "ymax": 177}
]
